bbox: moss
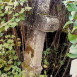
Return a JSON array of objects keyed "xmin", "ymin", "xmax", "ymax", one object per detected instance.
[{"xmin": 25, "ymin": 45, "xmax": 34, "ymax": 58}]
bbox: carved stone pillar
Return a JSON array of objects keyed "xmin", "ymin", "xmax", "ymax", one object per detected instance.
[{"xmin": 22, "ymin": 0, "xmax": 60, "ymax": 76}]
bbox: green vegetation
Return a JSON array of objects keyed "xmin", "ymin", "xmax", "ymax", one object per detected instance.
[
  {"xmin": 0, "ymin": 0, "xmax": 77, "ymax": 76},
  {"xmin": 0, "ymin": 0, "xmax": 31, "ymax": 76},
  {"xmin": 63, "ymin": 0, "xmax": 77, "ymax": 58},
  {"xmin": 43, "ymin": 48, "xmax": 51, "ymax": 69},
  {"xmin": 0, "ymin": 35, "xmax": 22, "ymax": 77}
]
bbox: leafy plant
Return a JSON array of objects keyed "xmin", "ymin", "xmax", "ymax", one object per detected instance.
[
  {"xmin": 63, "ymin": 0, "xmax": 77, "ymax": 58},
  {"xmin": 0, "ymin": 35, "xmax": 22, "ymax": 77},
  {"xmin": 0, "ymin": 0, "xmax": 32, "ymax": 76},
  {"xmin": 43, "ymin": 48, "xmax": 51, "ymax": 69}
]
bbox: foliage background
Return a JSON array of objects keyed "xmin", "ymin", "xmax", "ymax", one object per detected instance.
[
  {"xmin": 0, "ymin": 0, "xmax": 31, "ymax": 77},
  {"xmin": 0, "ymin": 0, "xmax": 77, "ymax": 77}
]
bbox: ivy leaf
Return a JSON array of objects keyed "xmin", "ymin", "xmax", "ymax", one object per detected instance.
[
  {"xmin": 3, "ymin": 43, "xmax": 9, "ymax": 48},
  {"xmin": 0, "ymin": 71, "xmax": 1, "ymax": 75},
  {"xmin": 71, "ymin": 11, "xmax": 76, "ymax": 17},
  {"xmin": 0, "ymin": 6, "xmax": 4, "ymax": 9},
  {"xmin": 20, "ymin": 8, "xmax": 25, "ymax": 14},
  {"xmin": 5, "ymin": 6, "xmax": 9, "ymax": 12},
  {"xmin": 69, "ymin": 15, "xmax": 74, "ymax": 20},
  {"xmin": 4, "ymin": 65, "xmax": 12, "ymax": 71},
  {"xmin": 44, "ymin": 59, "xmax": 49, "ymax": 66},
  {"xmin": 74, "ymin": 14, "xmax": 77, "ymax": 19},
  {"xmin": 25, "ymin": 7, "xmax": 32, "ymax": 11},
  {"xmin": 63, "ymin": 21, "xmax": 73, "ymax": 29},
  {"xmin": 0, "ymin": 13, "xmax": 4, "ymax": 17},
  {"xmin": 9, "ymin": 45, "xmax": 13, "ymax": 50},
  {"xmin": 14, "ymin": 0, "xmax": 19, "ymax": 8},
  {"xmin": 68, "ymin": 33, "xmax": 77, "ymax": 44},
  {"xmin": 17, "ymin": 62, "xmax": 21, "ymax": 66},
  {"xmin": 13, "ymin": 56, "xmax": 18, "ymax": 60},
  {"xmin": 11, "ymin": 35, "xmax": 15, "ymax": 38},
  {"xmin": 0, "ymin": 0, "xmax": 2, "ymax": 2},
  {"xmin": 69, "ymin": 45, "xmax": 77, "ymax": 54},
  {"xmin": 0, "ymin": 10, "xmax": 2, "ymax": 13},
  {"xmin": 67, "ymin": 3, "xmax": 74, "ymax": 11},
  {"xmin": 3, "ymin": 0, "xmax": 10, "ymax": 2},
  {"xmin": 5, "ymin": 25, "xmax": 9, "ymax": 31},
  {"xmin": 67, "ymin": 2, "xmax": 77, "ymax": 12},
  {"xmin": 5, "ymin": 35, "xmax": 11, "ymax": 38},
  {"xmin": 20, "ymin": 15, "xmax": 25, "ymax": 20},
  {"xmin": 0, "ymin": 27, "xmax": 5, "ymax": 32},
  {"xmin": 15, "ymin": 19, "xmax": 20, "ymax": 22},
  {"xmin": 0, "ymin": 64, "xmax": 3, "ymax": 68},
  {"xmin": 1, "ymin": 74, "xmax": 7, "ymax": 77},
  {"xmin": 67, "ymin": 53, "xmax": 77, "ymax": 58},
  {"xmin": 14, "ymin": 13, "xmax": 19, "ymax": 17},
  {"xmin": 0, "ymin": 33, "xmax": 4, "ymax": 37},
  {"xmin": 14, "ymin": 75, "xmax": 18, "ymax": 77},
  {"xmin": 10, "ymin": 22, "xmax": 18, "ymax": 27},
  {"xmin": 72, "ymin": 20, "xmax": 77, "ymax": 32},
  {"xmin": 8, "ymin": 60, "xmax": 13, "ymax": 64},
  {"xmin": 73, "ymin": 20, "xmax": 77, "ymax": 29},
  {"xmin": 8, "ymin": 11, "xmax": 12, "ymax": 14},
  {"xmin": 0, "ymin": 44, "xmax": 3, "ymax": 50},
  {"xmin": 7, "ymin": 39, "xmax": 14, "ymax": 44},
  {"xmin": 17, "ymin": 42, "xmax": 21, "ymax": 46}
]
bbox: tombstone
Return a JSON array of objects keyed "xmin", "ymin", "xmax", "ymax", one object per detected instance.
[{"xmin": 22, "ymin": 0, "xmax": 60, "ymax": 76}]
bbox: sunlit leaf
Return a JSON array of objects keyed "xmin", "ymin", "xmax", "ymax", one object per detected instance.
[
  {"xmin": 67, "ymin": 53, "xmax": 77, "ymax": 58},
  {"xmin": 25, "ymin": 7, "xmax": 32, "ymax": 11},
  {"xmin": 4, "ymin": 65, "xmax": 12, "ymax": 71},
  {"xmin": 69, "ymin": 45, "xmax": 77, "ymax": 54},
  {"xmin": 73, "ymin": 20, "xmax": 77, "ymax": 28},
  {"xmin": 0, "ymin": 64, "xmax": 3, "ymax": 68},
  {"xmin": 14, "ymin": 13, "xmax": 19, "ymax": 17},
  {"xmin": 68, "ymin": 33, "xmax": 77, "ymax": 44},
  {"xmin": 63, "ymin": 21, "xmax": 73, "ymax": 28},
  {"xmin": 69, "ymin": 15, "xmax": 74, "ymax": 20},
  {"xmin": 74, "ymin": 14, "xmax": 77, "ymax": 19},
  {"xmin": 71, "ymin": 11, "xmax": 76, "ymax": 17},
  {"xmin": 8, "ymin": 60, "xmax": 13, "ymax": 64},
  {"xmin": 14, "ymin": 0, "xmax": 19, "ymax": 8},
  {"xmin": 15, "ymin": 19, "xmax": 20, "ymax": 22},
  {"xmin": 67, "ymin": 2, "xmax": 77, "ymax": 11}
]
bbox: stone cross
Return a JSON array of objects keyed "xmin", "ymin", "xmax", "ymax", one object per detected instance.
[{"xmin": 22, "ymin": 0, "xmax": 60, "ymax": 76}]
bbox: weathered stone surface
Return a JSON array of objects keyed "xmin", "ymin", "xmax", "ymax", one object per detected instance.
[
  {"xmin": 70, "ymin": 59, "xmax": 77, "ymax": 77},
  {"xmin": 35, "ymin": 0, "xmax": 50, "ymax": 14},
  {"xmin": 26, "ymin": 0, "xmax": 59, "ymax": 32},
  {"xmin": 34, "ymin": 15, "xmax": 59, "ymax": 32},
  {"xmin": 23, "ymin": 0, "xmax": 60, "ymax": 76},
  {"xmin": 26, "ymin": 14, "xmax": 59, "ymax": 32},
  {"xmin": 23, "ymin": 30, "xmax": 46, "ymax": 76}
]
